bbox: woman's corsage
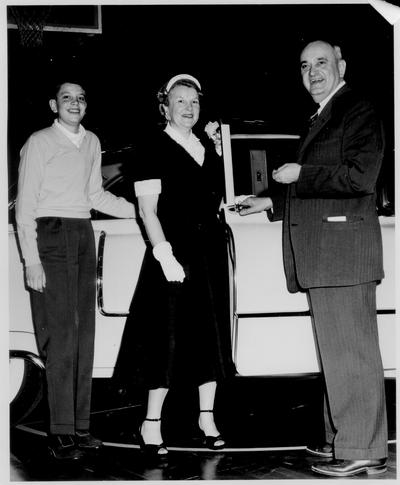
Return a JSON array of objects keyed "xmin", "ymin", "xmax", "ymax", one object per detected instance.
[{"xmin": 204, "ymin": 121, "xmax": 222, "ymax": 156}]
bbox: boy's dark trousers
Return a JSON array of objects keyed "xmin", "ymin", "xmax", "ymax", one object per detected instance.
[{"xmin": 30, "ymin": 217, "xmax": 96, "ymax": 435}]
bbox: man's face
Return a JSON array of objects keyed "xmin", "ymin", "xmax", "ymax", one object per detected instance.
[
  {"xmin": 49, "ymin": 83, "xmax": 87, "ymax": 132},
  {"xmin": 300, "ymin": 41, "xmax": 346, "ymax": 104}
]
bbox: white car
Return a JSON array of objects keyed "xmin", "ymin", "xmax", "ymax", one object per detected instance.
[{"xmin": 9, "ymin": 122, "xmax": 395, "ymax": 425}]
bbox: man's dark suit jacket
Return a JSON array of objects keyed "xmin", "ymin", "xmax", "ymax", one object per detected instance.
[{"xmin": 271, "ymin": 84, "xmax": 385, "ymax": 293}]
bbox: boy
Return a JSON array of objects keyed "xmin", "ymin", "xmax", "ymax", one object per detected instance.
[{"xmin": 15, "ymin": 81, "xmax": 135, "ymax": 461}]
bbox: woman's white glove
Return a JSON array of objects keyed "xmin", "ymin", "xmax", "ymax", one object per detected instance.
[{"xmin": 153, "ymin": 241, "xmax": 185, "ymax": 282}]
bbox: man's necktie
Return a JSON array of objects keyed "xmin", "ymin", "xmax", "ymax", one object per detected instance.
[{"xmin": 308, "ymin": 112, "xmax": 319, "ymax": 130}]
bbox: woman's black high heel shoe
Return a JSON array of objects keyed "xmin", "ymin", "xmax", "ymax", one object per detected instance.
[
  {"xmin": 138, "ymin": 418, "xmax": 168, "ymax": 457},
  {"xmin": 199, "ymin": 410, "xmax": 225, "ymax": 450}
]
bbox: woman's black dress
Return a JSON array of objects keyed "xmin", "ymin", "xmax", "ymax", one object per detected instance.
[{"xmin": 114, "ymin": 130, "xmax": 236, "ymax": 390}]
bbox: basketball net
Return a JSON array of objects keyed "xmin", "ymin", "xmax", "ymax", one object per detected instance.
[{"xmin": 10, "ymin": 6, "xmax": 52, "ymax": 48}]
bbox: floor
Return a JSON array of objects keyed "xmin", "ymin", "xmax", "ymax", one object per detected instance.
[{"xmin": 10, "ymin": 376, "xmax": 396, "ymax": 481}]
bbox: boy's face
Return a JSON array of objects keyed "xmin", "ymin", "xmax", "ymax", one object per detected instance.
[{"xmin": 49, "ymin": 83, "xmax": 87, "ymax": 132}]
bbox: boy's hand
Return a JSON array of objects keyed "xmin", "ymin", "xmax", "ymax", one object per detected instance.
[{"xmin": 26, "ymin": 263, "xmax": 46, "ymax": 292}]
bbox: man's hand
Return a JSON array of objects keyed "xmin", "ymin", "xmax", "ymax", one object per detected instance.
[
  {"xmin": 239, "ymin": 197, "xmax": 273, "ymax": 216},
  {"xmin": 272, "ymin": 163, "xmax": 301, "ymax": 184},
  {"xmin": 26, "ymin": 263, "xmax": 46, "ymax": 292}
]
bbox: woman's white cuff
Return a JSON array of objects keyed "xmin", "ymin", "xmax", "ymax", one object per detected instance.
[{"xmin": 134, "ymin": 179, "xmax": 162, "ymax": 196}]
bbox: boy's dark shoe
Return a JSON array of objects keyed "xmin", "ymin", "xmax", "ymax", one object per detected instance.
[
  {"xmin": 48, "ymin": 434, "xmax": 84, "ymax": 461},
  {"xmin": 75, "ymin": 430, "xmax": 103, "ymax": 450}
]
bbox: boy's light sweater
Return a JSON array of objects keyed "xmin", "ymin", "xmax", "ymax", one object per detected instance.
[{"xmin": 16, "ymin": 124, "xmax": 135, "ymax": 266}]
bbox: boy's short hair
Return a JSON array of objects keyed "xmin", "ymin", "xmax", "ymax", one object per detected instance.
[{"xmin": 50, "ymin": 80, "xmax": 86, "ymax": 100}]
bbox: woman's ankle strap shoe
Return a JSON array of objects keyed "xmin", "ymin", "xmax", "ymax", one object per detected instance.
[
  {"xmin": 203, "ymin": 435, "xmax": 225, "ymax": 450},
  {"xmin": 139, "ymin": 419, "xmax": 168, "ymax": 457},
  {"xmin": 199, "ymin": 410, "xmax": 225, "ymax": 450}
]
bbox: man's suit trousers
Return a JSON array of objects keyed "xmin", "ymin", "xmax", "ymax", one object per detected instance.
[{"xmin": 308, "ymin": 282, "xmax": 388, "ymax": 460}]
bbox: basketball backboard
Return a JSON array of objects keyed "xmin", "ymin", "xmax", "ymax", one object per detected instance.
[{"xmin": 7, "ymin": 5, "xmax": 102, "ymax": 34}]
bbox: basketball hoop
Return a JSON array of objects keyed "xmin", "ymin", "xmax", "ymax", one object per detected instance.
[{"xmin": 10, "ymin": 6, "xmax": 52, "ymax": 48}]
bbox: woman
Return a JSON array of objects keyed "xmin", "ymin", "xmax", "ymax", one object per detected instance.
[{"xmin": 121, "ymin": 74, "xmax": 235, "ymax": 456}]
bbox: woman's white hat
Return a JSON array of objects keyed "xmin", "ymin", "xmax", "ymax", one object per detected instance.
[{"xmin": 165, "ymin": 74, "xmax": 201, "ymax": 92}]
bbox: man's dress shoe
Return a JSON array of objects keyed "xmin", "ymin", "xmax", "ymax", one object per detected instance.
[
  {"xmin": 75, "ymin": 430, "xmax": 103, "ymax": 450},
  {"xmin": 47, "ymin": 434, "xmax": 84, "ymax": 461},
  {"xmin": 311, "ymin": 458, "xmax": 387, "ymax": 477},
  {"xmin": 306, "ymin": 443, "xmax": 333, "ymax": 458}
]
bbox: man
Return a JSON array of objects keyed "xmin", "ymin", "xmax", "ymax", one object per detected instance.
[
  {"xmin": 16, "ymin": 81, "xmax": 135, "ymax": 461},
  {"xmin": 239, "ymin": 40, "xmax": 388, "ymax": 477}
]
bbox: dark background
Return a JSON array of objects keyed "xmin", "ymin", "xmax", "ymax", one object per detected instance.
[{"xmin": 7, "ymin": 3, "xmax": 396, "ymax": 190}]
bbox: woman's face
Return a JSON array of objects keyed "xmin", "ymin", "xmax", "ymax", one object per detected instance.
[{"xmin": 164, "ymin": 84, "xmax": 200, "ymax": 134}]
